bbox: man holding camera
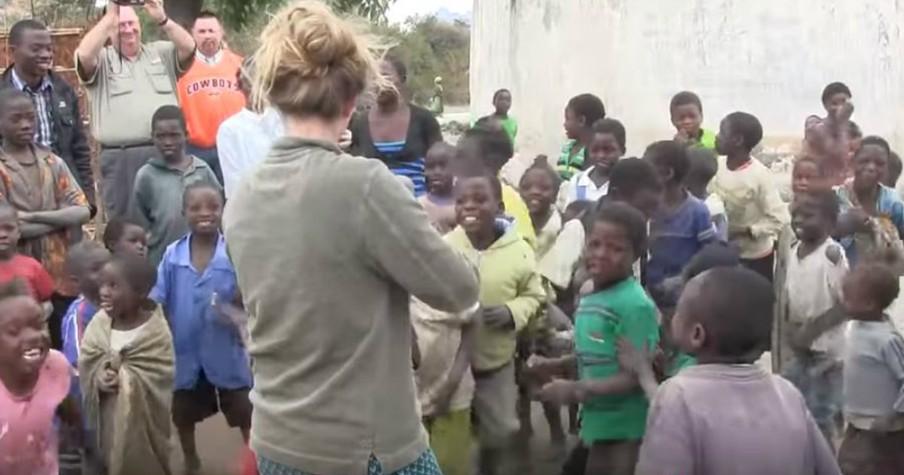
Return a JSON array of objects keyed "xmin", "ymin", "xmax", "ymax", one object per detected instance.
[{"xmin": 75, "ymin": 0, "xmax": 196, "ymax": 218}]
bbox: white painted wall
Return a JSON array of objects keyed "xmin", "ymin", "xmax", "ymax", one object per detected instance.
[{"xmin": 471, "ymin": 0, "xmax": 904, "ymax": 159}]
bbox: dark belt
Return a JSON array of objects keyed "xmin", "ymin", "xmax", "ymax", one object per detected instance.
[{"xmin": 100, "ymin": 142, "xmax": 153, "ymax": 151}]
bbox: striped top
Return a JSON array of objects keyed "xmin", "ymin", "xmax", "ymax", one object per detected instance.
[{"xmin": 375, "ymin": 140, "xmax": 426, "ymax": 196}]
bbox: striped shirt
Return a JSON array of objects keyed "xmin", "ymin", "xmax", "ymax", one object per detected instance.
[
  {"xmin": 11, "ymin": 69, "xmax": 54, "ymax": 148},
  {"xmin": 374, "ymin": 140, "xmax": 426, "ymax": 196}
]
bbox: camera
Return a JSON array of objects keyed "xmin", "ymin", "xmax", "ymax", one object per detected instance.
[{"xmin": 112, "ymin": 0, "xmax": 146, "ymax": 6}]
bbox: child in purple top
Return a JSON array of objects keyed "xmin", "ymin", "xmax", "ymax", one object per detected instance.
[
  {"xmin": 635, "ymin": 267, "xmax": 841, "ymax": 475},
  {"xmin": 643, "ymin": 141, "xmax": 715, "ymax": 308}
]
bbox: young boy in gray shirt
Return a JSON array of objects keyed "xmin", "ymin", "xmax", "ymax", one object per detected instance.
[
  {"xmin": 634, "ymin": 267, "xmax": 841, "ymax": 475},
  {"xmin": 837, "ymin": 263, "xmax": 904, "ymax": 475}
]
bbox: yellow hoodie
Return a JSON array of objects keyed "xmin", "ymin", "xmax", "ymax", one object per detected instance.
[
  {"xmin": 501, "ymin": 183, "xmax": 537, "ymax": 249},
  {"xmin": 445, "ymin": 224, "xmax": 546, "ymax": 371}
]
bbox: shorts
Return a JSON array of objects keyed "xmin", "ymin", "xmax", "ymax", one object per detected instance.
[
  {"xmin": 585, "ymin": 439, "xmax": 640, "ymax": 475},
  {"xmin": 172, "ymin": 373, "xmax": 252, "ymax": 428}
]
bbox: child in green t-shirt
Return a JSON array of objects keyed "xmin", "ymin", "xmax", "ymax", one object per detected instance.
[
  {"xmin": 532, "ymin": 201, "xmax": 659, "ymax": 475},
  {"xmin": 477, "ymin": 89, "xmax": 518, "ymax": 146},
  {"xmin": 670, "ymin": 91, "xmax": 716, "ymax": 150}
]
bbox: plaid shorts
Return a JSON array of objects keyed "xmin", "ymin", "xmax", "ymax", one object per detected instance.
[{"xmin": 257, "ymin": 450, "xmax": 441, "ymax": 475}]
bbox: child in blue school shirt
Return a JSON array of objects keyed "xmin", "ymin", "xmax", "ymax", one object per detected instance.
[
  {"xmin": 58, "ymin": 240, "xmax": 110, "ymax": 474},
  {"xmin": 643, "ymin": 141, "xmax": 716, "ymax": 310},
  {"xmin": 150, "ymin": 182, "xmax": 252, "ymax": 475}
]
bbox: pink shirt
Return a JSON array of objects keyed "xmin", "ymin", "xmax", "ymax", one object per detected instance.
[{"xmin": 0, "ymin": 350, "xmax": 71, "ymax": 475}]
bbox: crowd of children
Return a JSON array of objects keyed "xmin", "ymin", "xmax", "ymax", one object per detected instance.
[{"xmin": 0, "ymin": 3, "xmax": 903, "ymax": 475}]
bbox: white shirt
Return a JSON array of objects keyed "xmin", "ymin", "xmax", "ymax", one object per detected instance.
[
  {"xmin": 556, "ymin": 166, "xmax": 609, "ymax": 212},
  {"xmin": 110, "ymin": 320, "xmax": 150, "ymax": 351},
  {"xmin": 786, "ymin": 238, "xmax": 848, "ymax": 355},
  {"xmin": 217, "ymin": 108, "xmax": 284, "ymax": 198}
]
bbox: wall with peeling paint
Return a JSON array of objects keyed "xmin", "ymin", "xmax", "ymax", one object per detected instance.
[{"xmin": 471, "ymin": 0, "xmax": 904, "ymax": 159}]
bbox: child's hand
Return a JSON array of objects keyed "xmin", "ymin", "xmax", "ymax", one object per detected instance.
[
  {"xmin": 536, "ymin": 378, "xmax": 582, "ymax": 406},
  {"xmin": 482, "ymin": 306, "xmax": 514, "ymax": 330},
  {"xmin": 616, "ymin": 338, "xmax": 652, "ymax": 376},
  {"xmin": 97, "ymin": 367, "xmax": 119, "ymax": 393}
]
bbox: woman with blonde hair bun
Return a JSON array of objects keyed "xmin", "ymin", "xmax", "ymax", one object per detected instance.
[{"xmin": 222, "ymin": 2, "xmax": 479, "ymax": 475}]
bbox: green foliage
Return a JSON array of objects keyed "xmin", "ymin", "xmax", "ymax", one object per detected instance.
[{"xmin": 212, "ymin": 0, "xmax": 394, "ymax": 30}]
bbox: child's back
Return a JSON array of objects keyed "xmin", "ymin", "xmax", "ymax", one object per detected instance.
[{"xmin": 636, "ymin": 364, "xmax": 840, "ymax": 475}]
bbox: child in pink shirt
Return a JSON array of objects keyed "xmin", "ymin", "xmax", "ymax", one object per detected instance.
[{"xmin": 0, "ymin": 281, "xmax": 75, "ymax": 475}]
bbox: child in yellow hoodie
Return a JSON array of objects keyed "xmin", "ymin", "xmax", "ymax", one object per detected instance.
[{"xmin": 445, "ymin": 172, "xmax": 546, "ymax": 475}]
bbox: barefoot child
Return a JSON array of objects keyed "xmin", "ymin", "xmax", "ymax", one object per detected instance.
[
  {"xmin": 419, "ymin": 142, "xmax": 457, "ymax": 234},
  {"xmin": 670, "ymin": 91, "xmax": 716, "ymax": 150},
  {"xmin": 711, "ymin": 111, "xmax": 789, "ymax": 282},
  {"xmin": 781, "ymin": 190, "xmax": 848, "ymax": 447},
  {"xmin": 536, "ymin": 202, "xmax": 659, "ymax": 475},
  {"xmin": 79, "ymin": 254, "xmax": 174, "ymax": 475},
  {"xmin": 447, "ymin": 173, "xmax": 545, "ymax": 475},
  {"xmin": 151, "ymin": 183, "xmax": 252, "ymax": 474},
  {"xmin": 643, "ymin": 140, "xmax": 715, "ymax": 309},
  {"xmin": 838, "ymin": 263, "xmax": 904, "ymax": 475},
  {"xmin": 0, "ymin": 281, "xmax": 80, "ymax": 475},
  {"xmin": 635, "ymin": 267, "xmax": 842, "ymax": 475},
  {"xmin": 102, "ymin": 218, "xmax": 148, "ymax": 258},
  {"xmin": 557, "ymin": 118, "xmax": 626, "ymax": 211}
]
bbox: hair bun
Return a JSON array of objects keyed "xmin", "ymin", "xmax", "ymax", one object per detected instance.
[{"xmin": 283, "ymin": 3, "xmax": 358, "ymax": 78}]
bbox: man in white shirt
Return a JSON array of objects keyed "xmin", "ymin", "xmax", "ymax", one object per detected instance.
[{"xmin": 217, "ymin": 60, "xmax": 284, "ymax": 198}]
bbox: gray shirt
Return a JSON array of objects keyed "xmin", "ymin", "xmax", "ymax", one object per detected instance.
[
  {"xmin": 636, "ymin": 364, "xmax": 841, "ymax": 475},
  {"xmin": 843, "ymin": 320, "xmax": 904, "ymax": 421},
  {"xmin": 223, "ymin": 137, "xmax": 478, "ymax": 475},
  {"xmin": 78, "ymin": 42, "xmax": 182, "ymax": 146},
  {"xmin": 127, "ymin": 155, "xmax": 220, "ymax": 265}
]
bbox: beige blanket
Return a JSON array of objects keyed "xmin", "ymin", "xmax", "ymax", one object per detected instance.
[{"xmin": 78, "ymin": 306, "xmax": 174, "ymax": 475}]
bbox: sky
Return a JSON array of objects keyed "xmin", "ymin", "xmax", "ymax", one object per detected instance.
[{"xmin": 386, "ymin": 0, "xmax": 472, "ymax": 24}]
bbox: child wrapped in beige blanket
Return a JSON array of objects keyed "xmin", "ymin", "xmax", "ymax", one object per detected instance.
[{"xmin": 79, "ymin": 305, "xmax": 174, "ymax": 475}]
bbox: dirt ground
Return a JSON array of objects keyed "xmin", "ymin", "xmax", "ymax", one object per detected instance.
[{"xmin": 173, "ymin": 405, "xmax": 573, "ymax": 475}]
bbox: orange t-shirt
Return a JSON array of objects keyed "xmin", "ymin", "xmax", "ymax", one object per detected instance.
[{"xmin": 177, "ymin": 50, "xmax": 246, "ymax": 148}]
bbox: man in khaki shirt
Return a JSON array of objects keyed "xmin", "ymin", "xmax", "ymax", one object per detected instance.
[{"xmin": 75, "ymin": 0, "xmax": 195, "ymax": 218}]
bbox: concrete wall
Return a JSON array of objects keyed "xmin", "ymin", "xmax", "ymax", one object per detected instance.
[{"xmin": 471, "ymin": 0, "xmax": 904, "ymax": 160}]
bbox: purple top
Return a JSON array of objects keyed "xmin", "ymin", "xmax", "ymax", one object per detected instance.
[{"xmin": 635, "ymin": 364, "xmax": 842, "ymax": 475}]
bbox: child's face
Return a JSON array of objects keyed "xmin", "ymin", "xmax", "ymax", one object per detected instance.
[
  {"xmin": 0, "ymin": 209, "xmax": 20, "ymax": 258},
  {"xmin": 563, "ymin": 107, "xmax": 583, "ymax": 140},
  {"xmin": 671, "ymin": 104, "xmax": 703, "ymax": 138},
  {"xmin": 0, "ymin": 296, "xmax": 50, "ymax": 379},
  {"xmin": 842, "ymin": 276, "xmax": 881, "ymax": 320},
  {"xmin": 493, "ymin": 91, "xmax": 512, "ymax": 115},
  {"xmin": 78, "ymin": 249, "xmax": 110, "ymax": 302},
  {"xmin": 824, "ymin": 93, "xmax": 850, "ymax": 118},
  {"xmin": 184, "ymin": 187, "xmax": 223, "ymax": 236},
  {"xmin": 424, "ymin": 149, "xmax": 454, "ymax": 195},
  {"xmin": 98, "ymin": 262, "xmax": 140, "ymax": 320},
  {"xmin": 454, "ymin": 177, "xmax": 501, "ymax": 237},
  {"xmin": 670, "ymin": 277, "xmax": 706, "ymax": 355},
  {"xmin": 115, "ymin": 224, "xmax": 148, "ymax": 258},
  {"xmin": 624, "ymin": 188, "xmax": 662, "ymax": 220},
  {"xmin": 519, "ymin": 168, "xmax": 556, "ymax": 216},
  {"xmin": 153, "ymin": 118, "xmax": 187, "ymax": 161},
  {"xmin": 587, "ymin": 132, "xmax": 622, "ymax": 175},
  {"xmin": 715, "ymin": 119, "xmax": 738, "ymax": 156},
  {"xmin": 791, "ymin": 160, "xmax": 823, "ymax": 194},
  {"xmin": 790, "ymin": 195, "xmax": 829, "ymax": 243},
  {"xmin": 853, "ymin": 144, "xmax": 888, "ymax": 190},
  {"xmin": 0, "ymin": 97, "xmax": 36, "ymax": 147},
  {"xmin": 584, "ymin": 220, "xmax": 635, "ymax": 287}
]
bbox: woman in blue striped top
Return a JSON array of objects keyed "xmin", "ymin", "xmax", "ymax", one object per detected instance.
[{"xmin": 349, "ymin": 55, "xmax": 443, "ymax": 196}]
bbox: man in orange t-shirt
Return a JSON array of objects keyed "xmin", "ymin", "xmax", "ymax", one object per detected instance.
[{"xmin": 177, "ymin": 10, "xmax": 245, "ymax": 183}]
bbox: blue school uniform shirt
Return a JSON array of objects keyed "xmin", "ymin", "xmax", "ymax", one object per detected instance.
[
  {"xmin": 150, "ymin": 233, "xmax": 252, "ymax": 391},
  {"xmin": 60, "ymin": 296, "xmax": 98, "ymax": 395},
  {"xmin": 647, "ymin": 193, "xmax": 716, "ymax": 306}
]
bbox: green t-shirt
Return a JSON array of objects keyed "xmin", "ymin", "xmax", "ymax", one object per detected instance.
[
  {"xmin": 574, "ymin": 278, "xmax": 660, "ymax": 443},
  {"xmin": 557, "ymin": 139, "xmax": 585, "ymax": 180},
  {"xmin": 500, "ymin": 116, "xmax": 518, "ymax": 145},
  {"xmin": 694, "ymin": 128, "xmax": 717, "ymax": 150},
  {"xmin": 667, "ymin": 351, "xmax": 697, "ymax": 377}
]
